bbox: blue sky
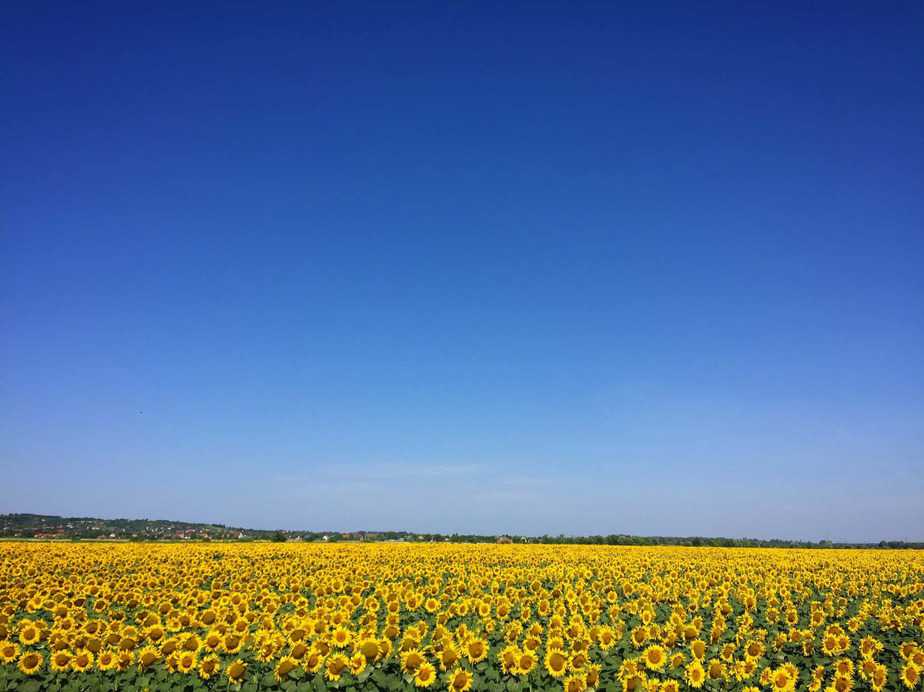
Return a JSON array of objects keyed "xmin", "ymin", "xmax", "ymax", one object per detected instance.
[{"xmin": 2, "ymin": 1, "xmax": 922, "ymax": 541}]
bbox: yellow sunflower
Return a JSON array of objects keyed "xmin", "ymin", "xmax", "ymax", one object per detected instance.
[
  {"xmin": 71, "ymin": 649, "xmax": 94, "ymax": 672},
  {"xmin": 18, "ymin": 651, "xmax": 43, "ymax": 676},
  {"xmin": 18, "ymin": 623, "xmax": 41, "ymax": 647},
  {"xmin": 199, "ymin": 653, "xmax": 221, "ymax": 680},
  {"xmin": 564, "ymin": 673, "xmax": 588, "ymax": 692},
  {"xmin": 350, "ymin": 652, "xmax": 367, "ymax": 676},
  {"xmin": 414, "ymin": 661, "xmax": 437, "ymax": 688},
  {"xmin": 97, "ymin": 649, "xmax": 119, "ymax": 671},
  {"xmin": 1, "ymin": 641, "xmax": 21, "ymax": 664},
  {"xmin": 274, "ymin": 655, "xmax": 298, "ymax": 682},
  {"xmin": 545, "ymin": 648, "xmax": 568, "ymax": 678},
  {"xmin": 176, "ymin": 650, "xmax": 197, "ymax": 674},
  {"xmin": 447, "ymin": 667, "xmax": 473, "ymax": 692},
  {"xmin": 686, "ymin": 659, "xmax": 706, "ymax": 689},
  {"xmin": 465, "ymin": 637, "xmax": 488, "ymax": 664},
  {"xmin": 642, "ymin": 644, "xmax": 667, "ymax": 671},
  {"xmin": 901, "ymin": 664, "xmax": 920, "ymax": 690},
  {"xmin": 51, "ymin": 649, "xmax": 72, "ymax": 672},
  {"xmin": 401, "ymin": 647, "xmax": 426, "ymax": 673},
  {"xmin": 138, "ymin": 645, "xmax": 159, "ymax": 669},
  {"xmin": 226, "ymin": 659, "xmax": 247, "ymax": 685},
  {"xmin": 514, "ymin": 649, "xmax": 537, "ymax": 675},
  {"xmin": 325, "ymin": 652, "xmax": 350, "ymax": 682}
]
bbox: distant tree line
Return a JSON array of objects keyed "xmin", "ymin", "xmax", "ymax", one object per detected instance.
[{"xmin": 2, "ymin": 514, "xmax": 921, "ymax": 548}]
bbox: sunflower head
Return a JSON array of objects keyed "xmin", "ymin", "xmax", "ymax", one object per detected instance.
[
  {"xmin": 19, "ymin": 651, "xmax": 44, "ymax": 676},
  {"xmin": 414, "ymin": 662, "xmax": 437, "ymax": 688}
]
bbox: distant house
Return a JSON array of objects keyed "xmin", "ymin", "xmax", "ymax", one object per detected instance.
[
  {"xmin": 496, "ymin": 536, "xmax": 513, "ymax": 544},
  {"xmin": 34, "ymin": 531, "xmax": 64, "ymax": 539}
]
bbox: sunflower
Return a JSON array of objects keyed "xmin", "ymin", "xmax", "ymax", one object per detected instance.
[
  {"xmin": 18, "ymin": 623, "xmax": 41, "ymax": 646},
  {"xmin": 630, "ymin": 626, "xmax": 649, "ymax": 648},
  {"xmin": 642, "ymin": 644, "xmax": 667, "ymax": 671},
  {"xmin": 686, "ymin": 659, "xmax": 706, "ymax": 689},
  {"xmin": 860, "ymin": 636, "xmax": 882, "ymax": 658},
  {"xmin": 597, "ymin": 625, "xmax": 616, "ymax": 650},
  {"xmin": 325, "ymin": 652, "xmax": 349, "ymax": 682},
  {"xmin": 584, "ymin": 663, "xmax": 601, "ymax": 688},
  {"xmin": 545, "ymin": 648, "xmax": 568, "ymax": 678},
  {"xmin": 0, "ymin": 640, "xmax": 21, "ymax": 664},
  {"xmin": 255, "ymin": 639, "xmax": 278, "ymax": 662},
  {"xmin": 199, "ymin": 653, "xmax": 221, "ymax": 680},
  {"xmin": 690, "ymin": 638, "xmax": 706, "ymax": 660},
  {"xmin": 350, "ymin": 652, "xmax": 367, "ymax": 676},
  {"xmin": 401, "ymin": 647, "xmax": 426, "ymax": 673},
  {"xmin": 413, "ymin": 661, "xmax": 437, "ymax": 688},
  {"xmin": 304, "ymin": 648, "xmax": 324, "ymax": 673},
  {"xmin": 499, "ymin": 644, "xmax": 519, "ymax": 674},
  {"xmin": 289, "ymin": 640, "xmax": 309, "ymax": 659},
  {"xmin": 720, "ymin": 642, "xmax": 736, "ymax": 662},
  {"xmin": 744, "ymin": 639, "xmax": 765, "ymax": 660},
  {"xmin": 570, "ymin": 650, "xmax": 588, "ymax": 670},
  {"xmin": 144, "ymin": 624, "xmax": 165, "ymax": 643},
  {"xmin": 51, "ymin": 649, "xmax": 73, "ymax": 672},
  {"xmin": 834, "ymin": 658, "xmax": 853, "ymax": 678},
  {"xmin": 181, "ymin": 633, "xmax": 201, "ymax": 653},
  {"xmin": 71, "ymin": 649, "xmax": 94, "ymax": 672},
  {"xmin": 447, "ymin": 667, "xmax": 473, "ymax": 692},
  {"xmin": 870, "ymin": 664, "xmax": 888, "ymax": 692},
  {"xmin": 161, "ymin": 636, "xmax": 179, "ymax": 656},
  {"xmin": 176, "ymin": 650, "xmax": 197, "ymax": 674},
  {"xmin": 18, "ymin": 651, "xmax": 43, "ymax": 676},
  {"xmin": 901, "ymin": 664, "xmax": 920, "ymax": 690},
  {"xmin": 226, "ymin": 659, "xmax": 247, "ymax": 685},
  {"xmin": 274, "ymin": 655, "xmax": 298, "ymax": 682},
  {"xmin": 465, "ymin": 637, "xmax": 488, "ymax": 664},
  {"xmin": 117, "ymin": 650, "xmax": 134, "ymax": 671},
  {"xmin": 770, "ymin": 666, "xmax": 795, "ymax": 692},
  {"xmin": 831, "ymin": 674, "xmax": 852, "ymax": 692},
  {"xmin": 136, "ymin": 644, "xmax": 159, "ymax": 669},
  {"xmin": 97, "ymin": 649, "xmax": 119, "ymax": 671},
  {"xmin": 222, "ymin": 633, "xmax": 244, "ymax": 654},
  {"xmin": 565, "ymin": 673, "xmax": 588, "ymax": 692},
  {"xmin": 331, "ymin": 625, "xmax": 352, "ymax": 648},
  {"xmin": 203, "ymin": 629, "xmax": 222, "ymax": 652},
  {"xmin": 514, "ymin": 649, "xmax": 536, "ymax": 675},
  {"xmin": 357, "ymin": 636, "xmax": 381, "ymax": 661},
  {"xmin": 912, "ymin": 649, "xmax": 924, "ymax": 670}
]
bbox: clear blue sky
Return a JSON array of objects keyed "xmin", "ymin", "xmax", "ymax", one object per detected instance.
[{"xmin": 2, "ymin": 1, "xmax": 922, "ymax": 541}]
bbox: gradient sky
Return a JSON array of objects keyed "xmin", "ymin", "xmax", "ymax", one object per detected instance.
[{"xmin": 2, "ymin": 1, "xmax": 922, "ymax": 541}]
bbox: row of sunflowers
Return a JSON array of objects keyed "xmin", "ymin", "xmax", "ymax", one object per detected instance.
[{"xmin": 0, "ymin": 542, "xmax": 922, "ymax": 691}]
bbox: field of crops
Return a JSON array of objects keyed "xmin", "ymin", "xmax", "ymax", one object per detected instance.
[{"xmin": 0, "ymin": 543, "xmax": 922, "ymax": 692}]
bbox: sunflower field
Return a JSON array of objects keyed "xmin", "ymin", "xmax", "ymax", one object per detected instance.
[{"xmin": 1, "ymin": 543, "xmax": 923, "ymax": 692}]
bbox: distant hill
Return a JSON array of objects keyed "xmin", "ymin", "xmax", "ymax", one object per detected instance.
[
  {"xmin": 1, "ymin": 513, "xmax": 921, "ymax": 548},
  {"xmin": 0, "ymin": 513, "xmax": 412, "ymax": 542}
]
